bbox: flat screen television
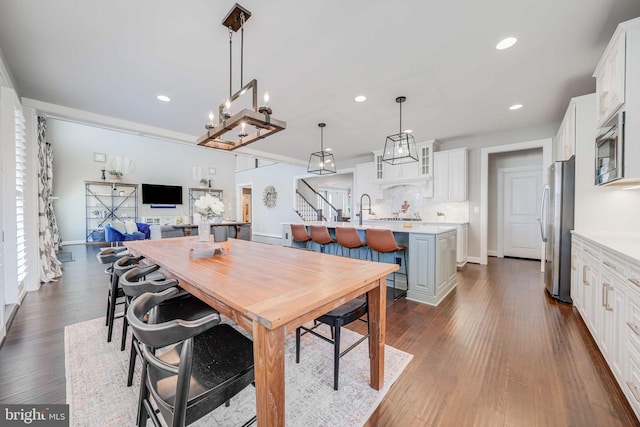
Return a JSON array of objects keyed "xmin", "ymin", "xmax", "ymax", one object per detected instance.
[{"xmin": 141, "ymin": 183, "xmax": 183, "ymax": 205}]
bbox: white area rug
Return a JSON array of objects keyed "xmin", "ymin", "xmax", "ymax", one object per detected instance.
[{"xmin": 65, "ymin": 316, "xmax": 412, "ymax": 426}]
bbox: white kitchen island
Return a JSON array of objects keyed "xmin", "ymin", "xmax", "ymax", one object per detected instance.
[{"xmin": 282, "ymin": 222, "xmax": 458, "ymax": 306}]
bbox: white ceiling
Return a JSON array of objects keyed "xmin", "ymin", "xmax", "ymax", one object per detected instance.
[{"xmin": 1, "ymin": 0, "xmax": 639, "ymax": 164}]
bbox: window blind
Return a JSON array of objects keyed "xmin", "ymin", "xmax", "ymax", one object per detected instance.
[{"xmin": 15, "ymin": 106, "xmax": 27, "ymax": 283}]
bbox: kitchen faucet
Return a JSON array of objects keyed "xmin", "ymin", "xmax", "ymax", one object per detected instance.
[{"xmin": 359, "ymin": 193, "xmax": 372, "ymax": 226}]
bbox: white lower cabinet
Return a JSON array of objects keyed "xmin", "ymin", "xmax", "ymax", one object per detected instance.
[
  {"xmin": 571, "ymin": 233, "xmax": 640, "ymax": 420},
  {"xmin": 407, "ymin": 229, "xmax": 457, "ymax": 306}
]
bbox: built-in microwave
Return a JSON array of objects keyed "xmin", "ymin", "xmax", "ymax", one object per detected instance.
[{"xmin": 595, "ymin": 109, "xmax": 625, "ymax": 185}]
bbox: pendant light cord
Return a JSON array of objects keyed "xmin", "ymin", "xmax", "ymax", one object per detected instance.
[
  {"xmin": 399, "ymin": 100, "xmax": 403, "ymax": 134},
  {"xmin": 228, "ymin": 27, "xmax": 233, "ymax": 98},
  {"xmin": 320, "ymin": 126, "xmax": 324, "ymax": 151},
  {"xmin": 240, "ymin": 13, "xmax": 245, "ymax": 87}
]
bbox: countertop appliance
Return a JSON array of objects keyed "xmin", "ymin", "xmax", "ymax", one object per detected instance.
[{"xmin": 539, "ymin": 158, "xmax": 575, "ymax": 303}]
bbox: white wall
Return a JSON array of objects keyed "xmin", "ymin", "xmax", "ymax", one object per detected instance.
[
  {"xmin": 235, "ymin": 162, "xmax": 306, "ymax": 244},
  {"xmin": 47, "ymin": 119, "xmax": 238, "ymax": 243},
  {"xmin": 488, "ymin": 148, "xmax": 543, "ymax": 253},
  {"xmin": 574, "ymin": 94, "xmax": 640, "ymax": 232}
]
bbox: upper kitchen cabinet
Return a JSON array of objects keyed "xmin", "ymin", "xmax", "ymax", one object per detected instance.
[
  {"xmin": 556, "ymin": 99, "xmax": 577, "ymax": 161},
  {"xmin": 433, "ymin": 148, "xmax": 468, "ymax": 201},
  {"xmin": 355, "ymin": 162, "xmax": 382, "ymax": 200},
  {"xmin": 593, "ymin": 17, "xmax": 640, "ymax": 185},
  {"xmin": 373, "ymin": 140, "xmax": 438, "ymax": 182},
  {"xmin": 594, "ymin": 31, "xmax": 626, "ymax": 127}
]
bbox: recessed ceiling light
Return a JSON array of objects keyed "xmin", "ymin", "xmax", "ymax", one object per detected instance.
[
  {"xmin": 354, "ymin": 95, "xmax": 367, "ymax": 102},
  {"xmin": 496, "ymin": 37, "xmax": 517, "ymax": 50},
  {"xmin": 157, "ymin": 95, "xmax": 171, "ymax": 102},
  {"xmin": 404, "ymin": 129, "xmax": 413, "ymax": 134},
  {"xmin": 325, "ymin": 148, "xmax": 332, "ymax": 151},
  {"xmin": 509, "ymin": 104, "xmax": 523, "ymax": 110}
]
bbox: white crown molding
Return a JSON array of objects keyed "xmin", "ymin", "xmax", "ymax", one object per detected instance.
[{"xmin": 0, "ymin": 46, "xmax": 17, "ymax": 91}]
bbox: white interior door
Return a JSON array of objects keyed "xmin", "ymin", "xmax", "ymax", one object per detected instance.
[{"xmin": 501, "ymin": 168, "xmax": 542, "ymax": 259}]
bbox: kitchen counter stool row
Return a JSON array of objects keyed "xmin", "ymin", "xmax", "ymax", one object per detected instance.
[{"xmin": 290, "ymin": 224, "xmax": 408, "ymax": 300}]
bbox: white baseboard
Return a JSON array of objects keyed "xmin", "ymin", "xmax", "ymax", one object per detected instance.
[
  {"xmin": 466, "ymin": 256, "xmax": 482, "ymax": 264},
  {"xmin": 61, "ymin": 239, "xmax": 85, "ymax": 246},
  {"xmin": 487, "ymin": 250, "xmax": 499, "ymax": 257}
]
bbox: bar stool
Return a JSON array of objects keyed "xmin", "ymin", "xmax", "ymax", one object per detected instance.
[
  {"xmin": 335, "ymin": 227, "xmax": 367, "ymax": 259},
  {"xmin": 290, "ymin": 224, "xmax": 312, "ymax": 249},
  {"xmin": 366, "ymin": 228, "xmax": 408, "ymax": 300},
  {"xmin": 96, "ymin": 247, "xmax": 128, "ymax": 329},
  {"xmin": 309, "ymin": 225, "xmax": 337, "ymax": 254}
]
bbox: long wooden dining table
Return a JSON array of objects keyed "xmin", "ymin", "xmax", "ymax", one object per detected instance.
[{"xmin": 125, "ymin": 236, "xmax": 398, "ymax": 426}]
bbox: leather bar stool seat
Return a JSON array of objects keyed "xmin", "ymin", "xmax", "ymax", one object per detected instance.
[
  {"xmin": 366, "ymin": 228, "xmax": 408, "ymax": 300},
  {"xmin": 335, "ymin": 227, "xmax": 367, "ymax": 259},
  {"xmin": 290, "ymin": 224, "xmax": 312, "ymax": 249},
  {"xmin": 309, "ymin": 225, "xmax": 337, "ymax": 254}
]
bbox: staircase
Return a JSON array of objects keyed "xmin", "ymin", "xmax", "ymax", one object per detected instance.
[{"xmin": 294, "ymin": 179, "xmax": 341, "ymax": 222}]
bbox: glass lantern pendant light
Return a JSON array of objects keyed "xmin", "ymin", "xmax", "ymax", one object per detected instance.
[
  {"xmin": 382, "ymin": 96, "xmax": 418, "ymax": 164},
  {"xmin": 307, "ymin": 123, "xmax": 336, "ymax": 175}
]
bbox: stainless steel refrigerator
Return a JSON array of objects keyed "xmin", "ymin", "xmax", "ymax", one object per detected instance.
[{"xmin": 539, "ymin": 157, "xmax": 575, "ymax": 303}]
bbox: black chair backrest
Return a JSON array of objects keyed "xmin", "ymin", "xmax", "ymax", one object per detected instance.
[
  {"xmin": 127, "ymin": 287, "xmax": 220, "ymax": 349},
  {"xmin": 96, "ymin": 247, "xmax": 128, "ymax": 264},
  {"xmin": 113, "ymin": 255, "xmax": 145, "ymax": 277},
  {"xmin": 120, "ymin": 266, "xmax": 177, "ymax": 298}
]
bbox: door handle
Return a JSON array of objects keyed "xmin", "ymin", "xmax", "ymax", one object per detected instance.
[{"xmin": 538, "ymin": 185, "xmax": 549, "ymax": 243}]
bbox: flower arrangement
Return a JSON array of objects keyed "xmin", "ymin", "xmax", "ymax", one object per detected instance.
[
  {"xmin": 108, "ymin": 170, "xmax": 123, "ymax": 177},
  {"xmin": 194, "ymin": 193, "xmax": 224, "ymax": 219}
]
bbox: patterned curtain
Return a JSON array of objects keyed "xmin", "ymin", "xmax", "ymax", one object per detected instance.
[{"xmin": 37, "ymin": 116, "xmax": 62, "ymax": 282}]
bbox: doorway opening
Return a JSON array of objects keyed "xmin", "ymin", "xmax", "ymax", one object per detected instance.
[
  {"xmin": 480, "ymin": 138, "xmax": 552, "ymax": 268},
  {"xmin": 236, "ymin": 184, "xmax": 252, "ymax": 223}
]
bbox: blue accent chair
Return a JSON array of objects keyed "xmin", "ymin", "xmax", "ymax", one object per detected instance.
[{"xmin": 105, "ymin": 222, "xmax": 150, "ymax": 243}]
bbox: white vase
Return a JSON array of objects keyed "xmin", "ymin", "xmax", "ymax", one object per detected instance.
[{"xmin": 198, "ymin": 220, "xmax": 211, "ymax": 242}]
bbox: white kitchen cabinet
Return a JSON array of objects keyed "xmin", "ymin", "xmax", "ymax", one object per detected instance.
[
  {"xmin": 594, "ymin": 31, "xmax": 626, "ymax": 126},
  {"xmin": 407, "ymin": 229, "xmax": 457, "ymax": 306},
  {"xmin": 373, "ymin": 140, "xmax": 437, "ymax": 181},
  {"xmin": 592, "ymin": 17, "xmax": 640, "ymax": 185},
  {"xmin": 433, "ymin": 148, "xmax": 468, "ymax": 201},
  {"xmin": 456, "ymin": 223, "xmax": 468, "ymax": 267},
  {"xmin": 355, "ymin": 162, "xmax": 381, "ymax": 201},
  {"xmin": 556, "ymin": 99, "xmax": 576, "ymax": 161},
  {"xmin": 571, "ymin": 232, "xmax": 640, "ymax": 420}
]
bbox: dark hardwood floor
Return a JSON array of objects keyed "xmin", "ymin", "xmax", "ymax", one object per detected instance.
[{"xmin": 0, "ymin": 245, "xmax": 637, "ymax": 426}]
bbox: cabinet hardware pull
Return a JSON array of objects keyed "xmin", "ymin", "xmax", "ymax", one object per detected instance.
[
  {"xmin": 603, "ymin": 260, "xmax": 617, "ymax": 270},
  {"xmin": 627, "ymin": 381, "xmax": 640, "ymax": 403},
  {"xmin": 583, "ymin": 265, "xmax": 590, "ymax": 286},
  {"xmin": 628, "ymin": 322, "xmax": 640, "ymax": 337},
  {"xmin": 602, "ymin": 283, "xmax": 608, "ymax": 308},
  {"xmin": 630, "ymin": 278, "xmax": 640, "ymax": 287},
  {"xmin": 603, "ymin": 283, "xmax": 613, "ymax": 311}
]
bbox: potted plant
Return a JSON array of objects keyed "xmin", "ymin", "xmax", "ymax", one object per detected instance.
[
  {"xmin": 199, "ymin": 178, "xmax": 209, "ymax": 188},
  {"xmin": 437, "ymin": 211, "xmax": 446, "ymax": 222},
  {"xmin": 108, "ymin": 170, "xmax": 123, "ymax": 181}
]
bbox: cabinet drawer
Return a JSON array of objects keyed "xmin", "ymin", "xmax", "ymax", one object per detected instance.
[
  {"xmin": 629, "ymin": 264, "xmax": 640, "ymax": 290},
  {"xmin": 626, "ymin": 343, "xmax": 640, "ymax": 413},
  {"xmin": 602, "ymin": 251, "xmax": 626, "ymax": 281},
  {"xmin": 628, "ymin": 290, "xmax": 640, "ymax": 354},
  {"xmin": 582, "ymin": 241, "xmax": 601, "ymax": 263}
]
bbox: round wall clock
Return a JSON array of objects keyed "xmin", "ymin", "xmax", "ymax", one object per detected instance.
[{"xmin": 263, "ymin": 185, "xmax": 278, "ymax": 209}]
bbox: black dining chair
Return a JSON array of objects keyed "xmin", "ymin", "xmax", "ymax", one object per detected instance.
[
  {"xmin": 119, "ymin": 265, "xmax": 218, "ymax": 387},
  {"xmin": 296, "ymin": 295, "xmax": 369, "ymax": 390},
  {"xmin": 127, "ymin": 287, "xmax": 256, "ymax": 427},
  {"xmin": 96, "ymin": 247, "xmax": 128, "ymax": 331}
]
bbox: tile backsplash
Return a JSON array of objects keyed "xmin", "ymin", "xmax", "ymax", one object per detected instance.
[{"xmin": 368, "ymin": 185, "xmax": 469, "ymax": 222}]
